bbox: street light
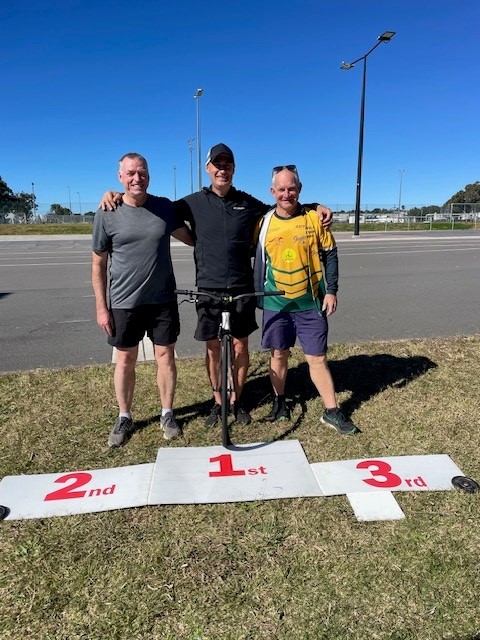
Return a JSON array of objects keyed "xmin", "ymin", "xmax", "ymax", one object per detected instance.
[
  {"xmin": 341, "ymin": 30, "xmax": 396, "ymax": 236},
  {"xmin": 398, "ymin": 169, "xmax": 405, "ymax": 218},
  {"xmin": 67, "ymin": 186, "xmax": 72, "ymax": 214},
  {"xmin": 194, "ymin": 88, "xmax": 204, "ymax": 191},
  {"xmin": 188, "ymin": 138, "xmax": 195, "ymax": 194},
  {"xmin": 77, "ymin": 192, "xmax": 81, "ymax": 215},
  {"xmin": 31, "ymin": 182, "xmax": 35, "ymax": 222},
  {"xmin": 173, "ymin": 165, "xmax": 177, "ymax": 200}
]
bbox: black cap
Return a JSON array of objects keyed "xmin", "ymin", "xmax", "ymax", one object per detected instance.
[{"xmin": 205, "ymin": 143, "xmax": 235, "ymax": 166}]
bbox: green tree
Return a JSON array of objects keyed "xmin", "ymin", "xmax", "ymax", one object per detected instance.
[
  {"xmin": 445, "ymin": 181, "xmax": 480, "ymax": 207},
  {"xmin": 0, "ymin": 177, "xmax": 36, "ymax": 223},
  {"xmin": 0, "ymin": 176, "xmax": 16, "ymax": 222},
  {"xmin": 49, "ymin": 203, "xmax": 72, "ymax": 216}
]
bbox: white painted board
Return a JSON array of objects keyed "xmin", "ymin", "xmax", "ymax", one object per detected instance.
[
  {"xmin": 149, "ymin": 439, "xmax": 324, "ymax": 504},
  {"xmin": 311, "ymin": 454, "xmax": 463, "ymax": 496},
  {"xmin": 0, "ymin": 464, "xmax": 154, "ymax": 520},
  {"xmin": 347, "ymin": 492, "xmax": 405, "ymax": 521}
]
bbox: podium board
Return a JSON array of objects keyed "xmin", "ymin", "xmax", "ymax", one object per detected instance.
[{"xmin": 0, "ymin": 444, "xmax": 465, "ymax": 522}]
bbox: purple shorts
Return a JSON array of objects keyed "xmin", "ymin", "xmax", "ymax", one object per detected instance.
[{"xmin": 261, "ymin": 309, "xmax": 328, "ymax": 356}]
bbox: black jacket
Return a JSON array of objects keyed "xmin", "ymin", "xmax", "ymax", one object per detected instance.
[{"xmin": 176, "ymin": 186, "xmax": 270, "ymax": 289}]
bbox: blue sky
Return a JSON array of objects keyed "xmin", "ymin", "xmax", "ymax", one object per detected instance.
[{"xmin": 1, "ymin": 0, "xmax": 479, "ymax": 213}]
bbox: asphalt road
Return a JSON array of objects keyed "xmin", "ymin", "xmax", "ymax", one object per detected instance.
[{"xmin": 1, "ymin": 230, "xmax": 479, "ymax": 373}]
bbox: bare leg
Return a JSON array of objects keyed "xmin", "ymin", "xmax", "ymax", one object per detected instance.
[
  {"xmin": 154, "ymin": 343, "xmax": 177, "ymax": 409},
  {"xmin": 231, "ymin": 336, "xmax": 249, "ymax": 403},
  {"xmin": 205, "ymin": 338, "xmax": 221, "ymax": 405},
  {"xmin": 305, "ymin": 354, "xmax": 337, "ymax": 409},
  {"xmin": 114, "ymin": 346, "xmax": 138, "ymax": 413},
  {"xmin": 269, "ymin": 348, "xmax": 289, "ymax": 396}
]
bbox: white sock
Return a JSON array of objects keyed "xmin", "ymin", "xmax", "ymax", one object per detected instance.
[
  {"xmin": 120, "ymin": 412, "xmax": 132, "ymax": 420},
  {"xmin": 161, "ymin": 408, "xmax": 172, "ymax": 417}
]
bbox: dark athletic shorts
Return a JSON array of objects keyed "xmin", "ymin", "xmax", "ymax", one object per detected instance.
[
  {"xmin": 194, "ymin": 288, "xmax": 258, "ymax": 342},
  {"xmin": 108, "ymin": 302, "xmax": 180, "ymax": 349},
  {"xmin": 261, "ymin": 308, "xmax": 328, "ymax": 356}
]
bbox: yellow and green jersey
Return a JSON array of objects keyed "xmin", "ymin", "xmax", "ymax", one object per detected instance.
[{"xmin": 253, "ymin": 207, "xmax": 337, "ymax": 312}]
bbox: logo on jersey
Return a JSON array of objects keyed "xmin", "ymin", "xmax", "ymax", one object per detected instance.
[{"xmin": 282, "ymin": 248, "xmax": 296, "ymax": 263}]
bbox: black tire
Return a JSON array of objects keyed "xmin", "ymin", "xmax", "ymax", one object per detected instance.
[
  {"xmin": 220, "ymin": 334, "xmax": 232, "ymax": 447},
  {"xmin": 0, "ymin": 505, "xmax": 10, "ymax": 520},
  {"xmin": 451, "ymin": 476, "xmax": 480, "ymax": 493}
]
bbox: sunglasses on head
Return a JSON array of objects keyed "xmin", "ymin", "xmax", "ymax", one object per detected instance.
[{"xmin": 272, "ymin": 164, "xmax": 298, "ymax": 177}]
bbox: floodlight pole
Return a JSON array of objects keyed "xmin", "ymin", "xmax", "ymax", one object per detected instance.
[
  {"xmin": 188, "ymin": 138, "xmax": 195, "ymax": 194},
  {"xmin": 341, "ymin": 31, "xmax": 396, "ymax": 236},
  {"xmin": 398, "ymin": 169, "xmax": 405, "ymax": 216},
  {"xmin": 194, "ymin": 88, "xmax": 204, "ymax": 191}
]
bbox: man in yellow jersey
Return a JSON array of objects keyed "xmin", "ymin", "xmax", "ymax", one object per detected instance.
[{"xmin": 253, "ymin": 165, "xmax": 359, "ymax": 435}]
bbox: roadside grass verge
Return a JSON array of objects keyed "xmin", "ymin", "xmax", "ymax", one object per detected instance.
[
  {"xmin": 0, "ymin": 221, "xmax": 478, "ymax": 236},
  {"xmin": 1, "ymin": 335, "xmax": 479, "ymax": 639}
]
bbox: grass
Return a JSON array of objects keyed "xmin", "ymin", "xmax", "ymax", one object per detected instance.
[
  {"xmin": 0, "ymin": 221, "xmax": 478, "ymax": 236},
  {"xmin": 1, "ymin": 336, "xmax": 480, "ymax": 639}
]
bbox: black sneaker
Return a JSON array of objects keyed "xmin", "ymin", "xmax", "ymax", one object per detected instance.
[
  {"xmin": 321, "ymin": 408, "xmax": 359, "ymax": 435},
  {"xmin": 232, "ymin": 402, "xmax": 252, "ymax": 425},
  {"xmin": 266, "ymin": 396, "xmax": 290, "ymax": 422},
  {"xmin": 108, "ymin": 416, "xmax": 134, "ymax": 447},
  {"xmin": 205, "ymin": 403, "xmax": 221, "ymax": 428}
]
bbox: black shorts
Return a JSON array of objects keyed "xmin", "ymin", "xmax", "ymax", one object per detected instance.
[
  {"xmin": 108, "ymin": 302, "xmax": 180, "ymax": 349},
  {"xmin": 194, "ymin": 288, "xmax": 258, "ymax": 342}
]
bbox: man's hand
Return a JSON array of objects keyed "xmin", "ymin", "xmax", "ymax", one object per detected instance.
[
  {"xmin": 96, "ymin": 308, "xmax": 113, "ymax": 336},
  {"xmin": 98, "ymin": 191, "xmax": 123, "ymax": 211},
  {"xmin": 316, "ymin": 204, "xmax": 333, "ymax": 228},
  {"xmin": 322, "ymin": 293, "xmax": 337, "ymax": 316}
]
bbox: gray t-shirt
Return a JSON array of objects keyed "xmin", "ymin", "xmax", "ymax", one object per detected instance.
[{"xmin": 92, "ymin": 195, "xmax": 182, "ymax": 308}]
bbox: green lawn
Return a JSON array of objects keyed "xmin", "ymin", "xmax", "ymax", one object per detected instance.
[{"xmin": 1, "ymin": 336, "xmax": 479, "ymax": 639}]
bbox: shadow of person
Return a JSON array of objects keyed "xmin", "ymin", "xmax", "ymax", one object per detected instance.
[
  {"xmin": 241, "ymin": 351, "xmax": 436, "ymax": 422},
  {"xmin": 281, "ymin": 353, "xmax": 437, "ymax": 419}
]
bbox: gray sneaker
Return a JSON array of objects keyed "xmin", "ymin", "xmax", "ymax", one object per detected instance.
[
  {"xmin": 108, "ymin": 416, "xmax": 134, "ymax": 447},
  {"xmin": 161, "ymin": 413, "xmax": 183, "ymax": 440},
  {"xmin": 321, "ymin": 408, "xmax": 359, "ymax": 435}
]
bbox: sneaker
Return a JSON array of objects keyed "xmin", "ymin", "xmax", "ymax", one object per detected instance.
[
  {"xmin": 108, "ymin": 416, "xmax": 134, "ymax": 447},
  {"xmin": 205, "ymin": 403, "xmax": 221, "ymax": 428},
  {"xmin": 232, "ymin": 402, "xmax": 252, "ymax": 425},
  {"xmin": 321, "ymin": 408, "xmax": 359, "ymax": 435},
  {"xmin": 161, "ymin": 413, "xmax": 183, "ymax": 440},
  {"xmin": 266, "ymin": 396, "xmax": 290, "ymax": 422}
]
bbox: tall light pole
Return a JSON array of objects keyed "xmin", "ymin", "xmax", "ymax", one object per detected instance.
[
  {"xmin": 341, "ymin": 31, "xmax": 396, "ymax": 237},
  {"xmin": 194, "ymin": 88, "xmax": 204, "ymax": 191},
  {"xmin": 31, "ymin": 182, "xmax": 35, "ymax": 222},
  {"xmin": 67, "ymin": 186, "xmax": 72, "ymax": 214},
  {"xmin": 398, "ymin": 169, "xmax": 405, "ymax": 217},
  {"xmin": 173, "ymin": 165, "xmax": 177, "ymax": 200},
  {"xmin": 77, "ymin": 192, "xmax": 82, "ymax": 215},
  {"xmin": 188, "ymin": 138, "xmax": 195, "ymax": 194}
]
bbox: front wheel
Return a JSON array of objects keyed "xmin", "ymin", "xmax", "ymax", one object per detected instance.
[{"xmin": 220, "ymin": 334, "xmax": 232, "ymax": 447}]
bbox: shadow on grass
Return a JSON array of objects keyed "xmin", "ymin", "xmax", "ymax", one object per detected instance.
[
  {"xmin": 245, "ymin": 352, "xmax": 437, "ymax": 423},
  {"xmin": 134, "ymin": 352, "xmax": 437, "ymax": 442}
]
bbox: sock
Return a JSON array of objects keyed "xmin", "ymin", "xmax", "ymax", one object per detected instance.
[
  {"xmin": 120, "ymin": 412, "xmax": 132, "ymax": 419},
  {"xmin": 161, "ymin": 408, "xmax": 172, "ymax": 417}
]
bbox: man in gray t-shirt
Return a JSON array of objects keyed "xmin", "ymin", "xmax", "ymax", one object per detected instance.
[{"xmin": 92, "ymin": 152, "xmax": 192, "ymax": 447}]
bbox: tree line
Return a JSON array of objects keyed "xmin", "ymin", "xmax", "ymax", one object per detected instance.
[{"xmin": 1, "ymin": 175, "xmax": 479, "ymax": 224}]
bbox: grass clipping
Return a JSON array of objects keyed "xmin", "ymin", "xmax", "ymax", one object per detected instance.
[{"xmin": 1, "ymin": 335, "xmax": 479, "ymax": 640}]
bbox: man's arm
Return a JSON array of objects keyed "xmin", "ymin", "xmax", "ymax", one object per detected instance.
[
  {"xmin": 242, "ymin": 191, "xmax": 333, "ymax": 227},
  {"xmin": 171, "ymin": 226, "xmax": 194, "ymax": 246},
  {"xmin": 99, "ymin": 191, "xmax": 123, "ymax": 211},
  {"xmin": 91, "ymin": 251, "xmax": 113, "ymax": 335},
  {"xmin": 321, "ymin": 246, "xmax": 338, "ymax": 316}
]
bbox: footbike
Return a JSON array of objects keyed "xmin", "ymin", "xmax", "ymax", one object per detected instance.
[{"xmin": 175, "ymin": 289, "xmax": 284, "ymax": 447}]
